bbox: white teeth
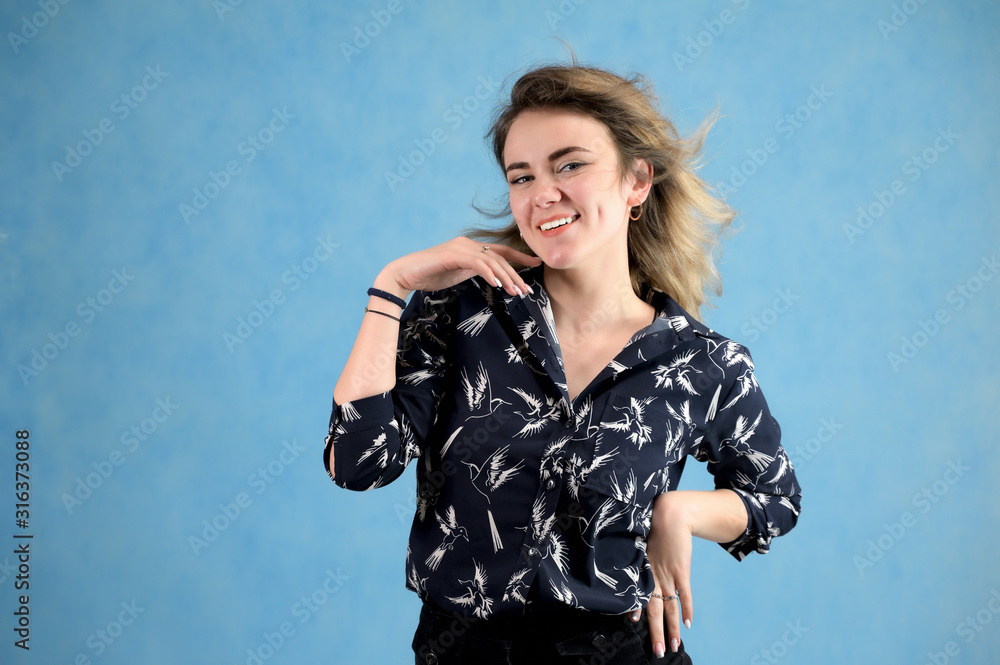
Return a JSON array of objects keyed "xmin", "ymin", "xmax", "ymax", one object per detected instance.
[{"xmin": 540, "ymin": 216, "xmax": 576, "ymax": 231}]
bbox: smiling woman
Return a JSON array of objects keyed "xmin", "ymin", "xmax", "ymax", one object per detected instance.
[
  {"xmin": 503, "ymin": 110, "xmax": 641, "ymax": 276},
  {"xmin": 325, "ymin": 62, "xmax": 802, "ymax": 665},
  {"xmin": 473, "ymin": 65, "xmax": 735, "ymax": 317}
]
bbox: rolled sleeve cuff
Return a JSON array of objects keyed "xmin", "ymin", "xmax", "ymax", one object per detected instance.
[
  {"xmin": 333, "ymin": 392, "xmax": 396, "ymax": 433},
  {"xmin": 719, "ymin": 487, "xmax": 798, "ymax": 561},
  {"xmin": 324, "ymin": 392, "xmax": 400, "ymax": 491}
]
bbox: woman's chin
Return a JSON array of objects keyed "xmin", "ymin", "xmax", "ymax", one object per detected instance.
[{"xmin": 536, "ymin": 249, "xmax": 576, "ymax": 271}]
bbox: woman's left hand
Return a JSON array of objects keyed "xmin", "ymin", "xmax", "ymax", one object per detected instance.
[{"xmin": 642, "ymin": 492, "xmax": 694, "ymax": 658}]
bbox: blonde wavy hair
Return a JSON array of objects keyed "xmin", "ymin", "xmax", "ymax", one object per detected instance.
[{"xmin": 468, "ymin": 63, "xmax": 734, "ymax": 317}]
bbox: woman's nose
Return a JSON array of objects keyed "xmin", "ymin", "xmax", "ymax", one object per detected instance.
[{"xmin": 531, "ymin": 177, "xmax": 561, "ymax": 207}]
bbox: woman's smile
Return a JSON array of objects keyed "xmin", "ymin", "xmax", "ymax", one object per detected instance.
[
  {"xmin": 538, "ymin": 214, "xmax": 580, "ymax": 233},
  {"xmin": 503, "ymin": 109, "xmax": 642, "ymax": 272}
]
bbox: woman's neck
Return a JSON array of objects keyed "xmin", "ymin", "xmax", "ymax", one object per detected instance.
[{"xmin": 543, "ymin": 263, "xmax": 652, "ymax": 336}]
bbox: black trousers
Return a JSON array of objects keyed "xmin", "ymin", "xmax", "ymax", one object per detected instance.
[{"xmin": 412, "ymin": 598, "xmax": 694, "ymax": 665}]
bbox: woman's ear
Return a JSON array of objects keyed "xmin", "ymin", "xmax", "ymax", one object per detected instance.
[{"xmin": 627, "ymin": 158, "xmax": 654, "ymax": 206}]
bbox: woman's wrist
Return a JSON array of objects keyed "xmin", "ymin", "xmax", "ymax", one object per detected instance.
[
  {"xmin": 372, "ymin": 265, "xmax": 411, "ymax": 304},
  {"xmin": 653, "ymin": 491, "xmax": 696, "ymax": 535},
  {"xmin": 653, "ymin": 489, "xmax": 747, "ymax": 544}
]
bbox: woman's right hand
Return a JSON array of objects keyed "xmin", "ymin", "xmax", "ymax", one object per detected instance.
[
  {"xmin": 374, "ymin": 237, "xmax": 542, "ymax": 300},
  {"xmin": 333, "ymin": 237, "xmax": 541, "ymax": 407}
]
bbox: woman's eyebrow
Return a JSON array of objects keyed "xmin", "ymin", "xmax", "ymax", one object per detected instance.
[{"xmin": 504, "ymin": 146, "xmax": 591, "ymax": 173}]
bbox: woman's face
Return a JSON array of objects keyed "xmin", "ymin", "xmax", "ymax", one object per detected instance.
[{"xmin": 503, "ymin": 109, "xmax": 646, "ymax": 272}]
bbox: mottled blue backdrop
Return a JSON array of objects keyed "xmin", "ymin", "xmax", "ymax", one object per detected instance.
[{"xmin": 1, "ymin": 1, "xmax": 998, "ymax": 664}]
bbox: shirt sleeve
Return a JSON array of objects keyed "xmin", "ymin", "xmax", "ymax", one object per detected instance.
[
  {"xmin": 324, "ymin": 289, "xmax": 456, "ymax": 492},
  {"xmin": 693, "ymin": 348, "xmax": 802, "ymax": 560}
]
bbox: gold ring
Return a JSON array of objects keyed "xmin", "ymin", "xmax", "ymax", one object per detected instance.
[{"xmin": 482, "ymin": 245, "xmax": 490, "ymax": 253}]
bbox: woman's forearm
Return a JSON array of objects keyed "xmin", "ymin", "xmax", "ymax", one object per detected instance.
[
  {"xmin": 331, "ymin": 269, "xmax": 411, "ymax": 406},
  {"xmin": 652, "ymin": 489, "xmax": 748, "ymax": 544},
  {"xmin": 333, "ymin": 240, "xmax": 539, "ymax": 405}
]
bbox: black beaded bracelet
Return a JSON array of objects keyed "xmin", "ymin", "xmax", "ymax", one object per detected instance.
[{"xmin": 367, "ymin": 287, "xmax": 406, "ymax": 309}]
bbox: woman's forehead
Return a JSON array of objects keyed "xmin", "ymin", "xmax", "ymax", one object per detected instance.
[{"xmin": 504, "ymin": 110, "xmax": 613, "ymax": 160}]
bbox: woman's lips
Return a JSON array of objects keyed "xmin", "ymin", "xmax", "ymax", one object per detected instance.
[{"xmin": 538, "ymin": 214, "xmax": 579, "ymax": 232}]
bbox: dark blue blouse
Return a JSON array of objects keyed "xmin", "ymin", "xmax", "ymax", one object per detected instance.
[{"xmin": 325, "ymin": 266, "xmax": 801, "ymax": 618}]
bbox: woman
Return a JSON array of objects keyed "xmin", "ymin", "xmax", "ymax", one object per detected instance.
[{"xmin": 325, "ymin": 64, "xmax": 801, "ymax": 664}]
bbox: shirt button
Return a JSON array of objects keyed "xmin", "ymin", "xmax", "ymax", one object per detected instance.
[
  {"xmin": 592, "ymin": 633, "xmax": 607, "ymax": 649},
  {"xmin": 528, "ymin": 547, "xmax": 539, "ymax": 557},
  {"xmin": 425, "ymin": 653, "xmax": 438, "ymax": 665},
  {"xmin": 546, "ymin": 479, "xmax": 556, "ymax": 490}
]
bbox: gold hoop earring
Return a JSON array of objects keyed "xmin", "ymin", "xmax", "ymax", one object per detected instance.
[{"xmin": 629, "ymin": 203, "xmax": 642, "ymax": 221}]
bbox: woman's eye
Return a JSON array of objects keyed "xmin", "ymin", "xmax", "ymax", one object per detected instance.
[
  {"xmin": 509, "ymin": 174, "xmax": 530, "ymax": 185},
  {"xmin": 560, "ymin": 161, "xmax": 585, "ymax": 172}
]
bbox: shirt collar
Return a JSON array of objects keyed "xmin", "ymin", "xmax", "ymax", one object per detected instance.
[
  {"xmin": 517, "ymin": 264, "xmax": 700, "ymax": 343},
  {"xmin": 490, "ymin": 266, "xmax": 707, "ymax": 407}
]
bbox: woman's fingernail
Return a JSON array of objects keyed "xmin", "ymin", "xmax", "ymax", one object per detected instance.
[
  {"xmin": 654, "ymin": 642, "xmax": 665, "ymax": 658},
  {"xmin": 685, "ymin": 618, "xmax": 691, "ymax": 629},
  {"xmin": 630, "ymin": 610, "xmax": 640, "ymax": 622},
  {"xmin": 514, "ymin": 286, "xmax": 523, "ymax": 296},
  {"xmin": 525, "ymin": 284, "xmax": 534, "ymax": 294},
  {"xmin": 494, "ymin": 278, "xmax": 503, "ymax": 288},
  {"xmin": 671, "ymin": 638, "xmax": 679, "ymax": 653}
]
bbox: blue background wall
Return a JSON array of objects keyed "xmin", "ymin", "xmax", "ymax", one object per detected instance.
[{"xmin": 2, "ymin": 1, "xmax": 998, "ymax": 663}]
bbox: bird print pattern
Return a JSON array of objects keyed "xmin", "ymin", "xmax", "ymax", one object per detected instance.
[{"xmin": 325, "ymin": 266, "xmax": 801, "ymax": 616}]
